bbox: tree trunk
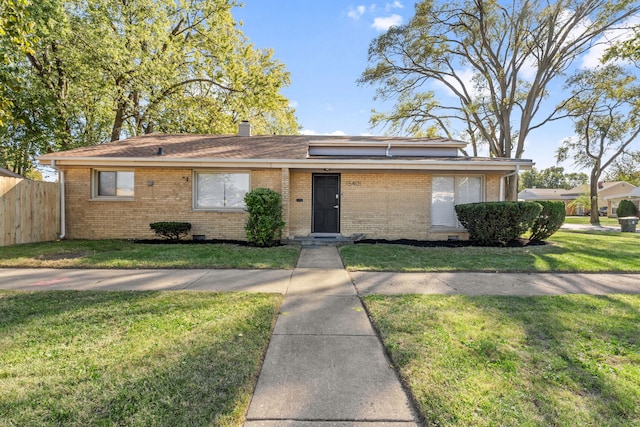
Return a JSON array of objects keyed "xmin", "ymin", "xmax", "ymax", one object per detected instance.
[
  {"xmin": 505, "ymin": 175, "xmax": 518, "ymax": 201},
  {"xmin": 590, "ymin": 172, "xmax": 600, "ymax": 226},
  {"xmin": 111, "ymin": 103, "xmax": 125, "ymax": 142}
]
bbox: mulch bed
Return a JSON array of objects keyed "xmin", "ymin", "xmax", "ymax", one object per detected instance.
[
  {"xmin": 133, "ymin": 239, "xmax": 251, "ymax": 246},
  {"xmin": 132, "ymin": 238, "xmax": 548, "ymax": 248},
  {"xmin": 355, "ymin": 238, "xmax": 548, "ymax": 247}
]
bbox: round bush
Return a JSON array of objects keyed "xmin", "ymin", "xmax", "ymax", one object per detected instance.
[
  {"xmin": 529, "ymin": 201, "xmax": 566, "ymax": 242},
  {"xmin": 455, "ymin": 202, "xmax": 542, "ymax": 246},
  {"xmin": 616, "ymin": 199, "xmax": 638, "ymax": 218},
  {"xmin": 149, "ymin": 221, "xmax": 192, "ymax": 240}
]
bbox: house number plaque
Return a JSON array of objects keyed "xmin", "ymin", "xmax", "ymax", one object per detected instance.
[{"xmin": 345, "ymin": 181, "xmax": 361, "ymax": 187}]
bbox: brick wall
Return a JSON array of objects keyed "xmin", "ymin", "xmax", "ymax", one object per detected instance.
[
  {"xmin": 62, "ymin": 166, "xmax": 506, "ymax": 241},
  {"xmin": 63, "ymin": 167, "xmax": 281, "ymax": 240},
  {"xmin": 340, "ymin": 171, "xmax": 431, "ymax": 240},
  {"xmin": 287, "ymin": 171, "xmax": 504, "ymax": 240},
  {"xmin": 289, "ymin": 171, "xmax": 312, "ymax": 237}
]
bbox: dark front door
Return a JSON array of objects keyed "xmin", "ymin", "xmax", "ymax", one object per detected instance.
[{"xmin": 313, "ymin": 174, "xmax": 340, "ymax": 233}]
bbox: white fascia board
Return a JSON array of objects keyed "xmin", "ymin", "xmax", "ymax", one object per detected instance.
[{"xmin": 38, "ymin": 156, "xmax": 534, "ymax": 171}]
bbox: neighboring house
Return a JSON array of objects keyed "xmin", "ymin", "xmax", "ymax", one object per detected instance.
[
  {"xmin": 519, "ymin": 181, "xmax": 637, "ymax": 216},
  {"xmin": 38, "ymin": 123, "xmax": 533, "ymax": 241},
  {"xmin": 610, "ymin": 185, "xmax": 640, "ymax": 215},
  {"xmin": 517, "ymin": 188, "xmax": 575, "ymax": 207},
  {"xmin": 0, "ymin": 167, "xmax": 24, "ymax": 178}
]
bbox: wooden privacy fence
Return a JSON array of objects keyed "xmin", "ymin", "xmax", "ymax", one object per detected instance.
[{"xmin": 0, "ymin": 177, "xmax": 60, "ymax": 246}]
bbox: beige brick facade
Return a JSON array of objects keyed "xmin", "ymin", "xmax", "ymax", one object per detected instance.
[
  {"xmin": 62, "ymin": 167, "xmax": 281, "ymax": 240},
  {"xmin": 61, "ymin": 166, "xmax": 506, "ymax": 241}
]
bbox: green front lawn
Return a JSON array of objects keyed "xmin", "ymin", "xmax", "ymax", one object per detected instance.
[
  {"xmin": 564, "ymin": 215, "xmax": 620, "ymax": 226},
  {"xmin": 365, "ymin": 294, "xmax": 640, "ymax": 426},
  {"xmin": 0, "ymin": 291, "xmax": 282, "ymax": 426},
  {"xmin": 340, "ymin": 230, "xmax": 640, "ymax": 272},
  {"xmin": 0, "ymin": 239, "xmax": 300, "ymax": 269}
]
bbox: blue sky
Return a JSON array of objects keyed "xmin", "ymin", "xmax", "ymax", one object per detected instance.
[
  {"xmin": 233, "ymin": 2, "xmax": 389, "ymax": 136},
  {"xmin": 232, "ymin": 1, "xmax": 638, "ymax": 174}
]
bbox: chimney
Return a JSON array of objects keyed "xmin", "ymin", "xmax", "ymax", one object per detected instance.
[{"xmin": 238, "ymin": 120, "xmax": 252, "ymax": 137}]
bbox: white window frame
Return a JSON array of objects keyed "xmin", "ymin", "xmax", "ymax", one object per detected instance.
[
  {"xmin": 91, "ymin": 170, "xmax": 135, "ymax": 200},
  {"xmin": 193, "ymin": 171, "xmax": 250, "ymax": 211},
  {"xmin": 431, "ymin": 175, "xmax": 484, "ymax": 228}
]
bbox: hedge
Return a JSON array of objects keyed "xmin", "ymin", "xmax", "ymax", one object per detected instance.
[{"xmin": 455, "ymin": 202, "xmax": 542, "ymax": 246}]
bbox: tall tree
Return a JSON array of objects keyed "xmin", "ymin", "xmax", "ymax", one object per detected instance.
[
  {"xmin": 0, "ymin": 0, "xmax": 35, "ymax": 127},
  {"xmin": 556, "ymin": 65, "xmax": 640, "ymax": 225},
  {"xmin": 519, "ymin": 166, "xmax": 588, "ymax": 190},
  {"xmin": 359, "ymin": 0, "xmax": 640, "ymax": 200},
  {"xmin": 1, "ymin": 0, "xmax": 298, "ymax": 174}
]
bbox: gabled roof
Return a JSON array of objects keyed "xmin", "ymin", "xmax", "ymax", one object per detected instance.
[
  {"xmin": 518, "ymin": 188, "xmax": 574, "ymax": 200},
  {"xmin": 563, "ymin": 181, "xmax": 635, "ymax": 197},
  {"xmin": 38, "ymin": 133, "xmax": 533, "ymax": 172},
  {"xmin": 520, "ymin": 181, "xmax": 637, "ymax": 201}
]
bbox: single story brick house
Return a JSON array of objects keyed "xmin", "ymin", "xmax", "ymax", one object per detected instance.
[
  {"xmin": 38, "ymin": 123, "xmax": 533, "ymax": 241},
  {"xmin": 519, "ymin": 181, "xmax": 637, "ymax": 216}
]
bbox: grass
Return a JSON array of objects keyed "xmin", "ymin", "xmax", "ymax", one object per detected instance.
[
  {"xmin": 340, "ymin": 229, "xmax": 640, "ymax": 272},
  {"xmin": 0, "ymin": 290, "xmax": 282, "ymax": 426},
  {"xmin": 364, "ymin": 294, "xmax": 640, "ymax": 426},
  {"xmin": 0, "ymin": 239, "xmax": 300, "ymax": 269},
  {"xmin": 564, "ymin": 215, "xmax": 619, "ymax": 226}
]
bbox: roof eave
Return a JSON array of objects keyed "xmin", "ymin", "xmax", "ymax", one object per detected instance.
[{"xmin": 38, "ymin": 156, "xmax": 534, "ymax": 171}]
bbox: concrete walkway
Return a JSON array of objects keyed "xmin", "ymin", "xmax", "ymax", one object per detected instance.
[{"xmin": 244, "ymin": 246, "xmax": 420, "ymax": 426}]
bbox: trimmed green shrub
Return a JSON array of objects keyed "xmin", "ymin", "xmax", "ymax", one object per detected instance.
[
  {"xmin": 149, "ymin": 222, "xmax": 192, "ymax": 240},
  {"xmin": 616, "ymin": 199, "xmax": 638, "ymax": 217},
  {"xmin": 244, "ymin": 188, "xmax": 285, "ymax": 247},
  {"xmin": 529, "ymin": 201, "xmax": 566, "ymax": 242},
  {"xmin": 455, "ymin": 202, "xmax": 542, "ymax": 246}
]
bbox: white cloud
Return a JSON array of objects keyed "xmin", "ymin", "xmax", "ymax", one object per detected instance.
[
  {"xmin": 289, "ymin": 100, "xmax": 299, "ymax": 109},
  {"xmin": 581, "ymin": 17, "xmax": 640, "ymax": 69},
  {"xmin": 433, "ymin": 68, "xmax": 490, "ymax": 99},
  {"xmin": 347, "ymin": 5, "xmax": 366, "ymax": 20},
  {"xmin": 300, "ymin": 129, "xmax": 347, "ymax": 136},
  {"xmin": 385, "ymin": 1, "xmax": 403, "ymax": 12},
  {"xmin": 371, "ymin": 14, "xmax": 402, "ymax": 31}
]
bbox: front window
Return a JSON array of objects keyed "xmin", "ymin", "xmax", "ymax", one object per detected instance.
[
  {"xmin": 194, "ymin": 172, "xmax": 249, "ymax": 209},
  {"xmin": 94, "ymin": 171, "xmax": 134, "ymax": 198},
  {"xmin": 431, "ymin": 176, "xmax": 482, "ymax": 227}
]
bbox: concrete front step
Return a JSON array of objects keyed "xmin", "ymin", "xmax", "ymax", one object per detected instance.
[{"xmin": 286, "ymin": 234, "xmax": 362, "ymax": 246}]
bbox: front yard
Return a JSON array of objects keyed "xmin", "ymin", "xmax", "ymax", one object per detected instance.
[
  {"xmin": 1, "ymin": 229, "xmax": 639, "ymax": 426},
  {"xmin": 364, "ymin": 294, "xmax": 640, "ymax": 426},
  {"xmin": 0, "ymin": 291, "xmax": 282, "ymax": 426},
  {"xmin": 340, "ymin": 230, "xmax": 640, "ymax": 272},
  {"xmin": 0, "ymin": 239, "xmax": 300, "ymax": 269}
]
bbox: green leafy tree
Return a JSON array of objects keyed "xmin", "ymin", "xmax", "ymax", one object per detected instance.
[
  {"xmin": 565, "ymin": 172, "xmax": 590, "ymax": 189},
  {"xmin": 1, "ymin": 0, "xmax": 298, "ymax": 175},
  {"xmin": 604, "ymin": 151, "xmax": 640, "ymax": 186},
  {"xmin": 519, "ymin": 167, "xmax": 588, "ymax": 190},
  {"xmin": 557, "ymin": 65, "xmax": 640, "ymax": 225},
  {"xmin": 359, "ymin": 0, "xmax": 640, "ymax": 200},
  {"xmin": 0, "ymin": 0, "xmax": 36, "ymax": 127},
  {"xmin": 604, "ymin": 27, "xmax": 640, "ymax": 63}
]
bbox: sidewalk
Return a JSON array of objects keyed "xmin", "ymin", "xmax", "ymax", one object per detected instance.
[
  {"xmin": 1, "ymin": 266, "xmax": 639, "ymax": 296},
  {"xmin": 244, "ymin": 246, "xmax": 420, "ymax": 426}
]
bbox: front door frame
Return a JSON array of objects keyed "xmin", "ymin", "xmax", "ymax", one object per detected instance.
[{"xmin": 312, "ymin": 173, "xmax": 341, "ymax": 234}]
